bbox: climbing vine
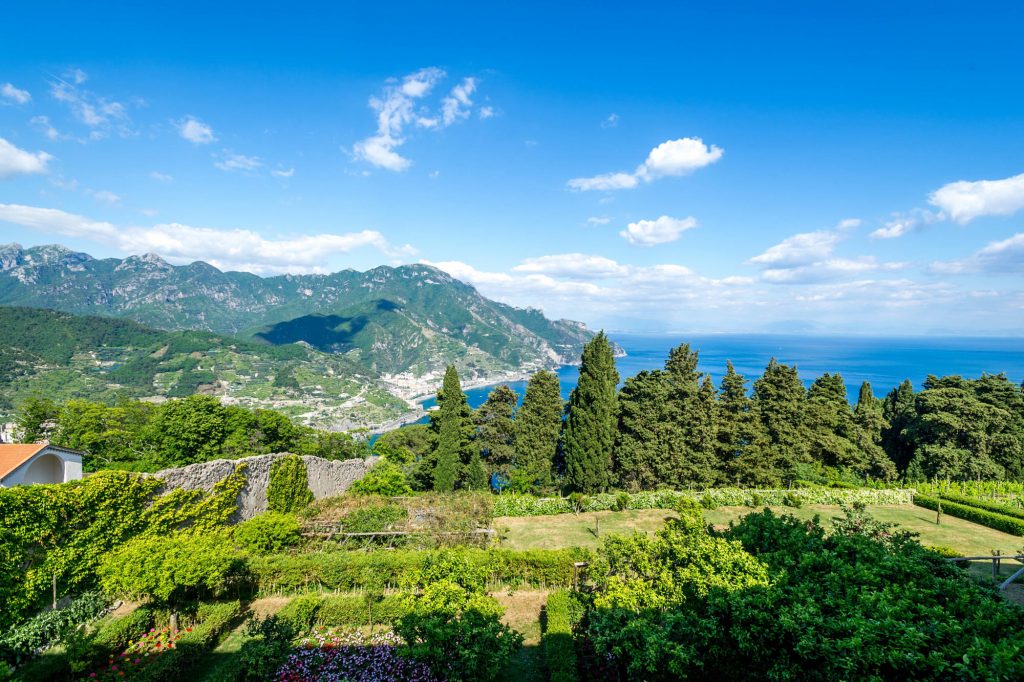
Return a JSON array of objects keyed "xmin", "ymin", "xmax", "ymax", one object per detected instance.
[
  {"xmin": 267, "ymin": 455, "xmax": 314, "ymax": 513},
  {"xmin": 0, "ymin": 464, "xmax": 247, "ymax": 630}
]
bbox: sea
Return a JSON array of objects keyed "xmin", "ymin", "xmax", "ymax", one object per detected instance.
[{"xmin": 420, "ymin": 333, "xmax": 1024, "ymax": 414}]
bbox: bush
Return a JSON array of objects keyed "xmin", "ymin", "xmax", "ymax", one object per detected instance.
[
  {"xmin": 0, "ymin": 591, "xmax": 107, "ymax": 665},
  {"xmin": 925, "ymin": 545, "xmax": 970, "ymax": 569},
  {"xmin": 543, "ymin": 591, "xmax": 579, "ymax": 682},
  {"xmin": 267, "ymin": 455, "xmax": 314, "ymax": 513},
  {"xmin": 612, "ymin": 493, "xmax": 630, "ymax": 512},
  {"xmin": 341, "ymin": 502, "xmax": 408, "ymax": 533},
  {"xmin": 938, "ymin": 492, "xmax": 1024, "ymax": 521},
  {"xmin": 349, "ymin": 460, "xmax": 413, "ymax": 497},
  {"xmin": 315, "ymin": 594, "xmax": 410, "ymax": 626},
  {"xmin": 231, "ymin": 615, "xmax": 297, "ymax": 682},
  {"xmin": 782, "ymin": 492, "xmax": 803, "ymax": 509},
  {"xmin": 249, "ymin": 547, "xmax": 593, "ymax": 595},
  {"xmin": 276, "ymin": 595, "xmax": 321, "ymax": 631},
  {"xmin": 232, "ymin": 513, "xmax": 302, "ymax": 554},
  {"xmin": 914, "ymin": 494, "xmax": 1024, "ymax": 536}
]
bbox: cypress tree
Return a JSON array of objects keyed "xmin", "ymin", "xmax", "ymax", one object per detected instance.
[
  {"xmin": 853, "ymin": 381, "xmax": 898, "ymax": 480},
  {"xmin": 717, "ymin": 362, "xmax": 776, "ymax": 486},
  {"xmin": 805, "ymin": 373, "xmax": 865, "ymax": 471},
  {"xmin": 752, "ymin": 358, "xmax": 808, "ymax": 480},
  {"xmin": 881, "ymin": 379, "xmax": 917, "ymax": 472},
  {"xmin": 512, "ymin": 370, "xmax": 563, "ymax": 490},
  {"xmin": 563, "ymin": 331, "xmax": 619, "ymax": 493},
  {"xmin": 614, "ymin": 370, "xmax": 673, "ymax": 490},
  {"xmin": 430, "ymin": 365, "xmax": 472, "ymax": 491},
  {"xmin": 662, "ymin": 343, "xmax": 719, "ymax": 487},
  {"xmin": 473, "ymin": 384, "xmax": 518, "ymax": 487}
]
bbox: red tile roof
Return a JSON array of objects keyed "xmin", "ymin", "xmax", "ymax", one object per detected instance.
[{"xmin": 0, "ymin": 443, "xmax": 49, "ymax": 480}]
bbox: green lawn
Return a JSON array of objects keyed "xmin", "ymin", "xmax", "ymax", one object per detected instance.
[{"xmin": 496, "ymin": 504, "xmax": 1024, "ymax": 560}]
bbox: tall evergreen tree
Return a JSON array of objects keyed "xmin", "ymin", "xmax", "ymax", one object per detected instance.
[
  {"xmin": 614, "ymin": 370, "xmax": 675, "ymax": 490},
  {"xmin": 853, "ymin": 381, "xmax": 898, "ymax": 480},
  {"xmin": 563, "ymin": 331, "xmax": 619, "ymax": 493},
  {"xmin": 805, "ymin": 373, "xmax": 865, "ymax": 471},
  {"xmin": 716, "ymin": 362, "xmax": 775, "ymax": 485},
  {"xmin": 512, "ymin": 370, "xmax": 563, "ymax": 490},
  {"xmin": 662, "ymin": 344, "xmax": 719, "ymax": 487},
  {"xmin": 429, "ymin": 365, "xmax": 473, "ymax": 491},
  {"xmin": 752, "ymin": 358, "xmax": 808, "ymax": 481},
  {"xmin": 474, "ymin": 384, "xmax": 518, "ymax": 485},
  {"xmin": 881, "ymin": 379, "xmax": 917, "ymax": 472}
]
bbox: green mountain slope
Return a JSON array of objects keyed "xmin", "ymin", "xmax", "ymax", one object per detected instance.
[
  {"xmin": 0, "ymin": 306, "xmax": 407, "ymax": 428},
  {"xmin": 0, "ymin": 244, "xmax": 595, "ymax": 385}
]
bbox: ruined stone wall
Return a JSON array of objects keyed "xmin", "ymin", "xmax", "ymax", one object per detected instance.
[{"xmin": 152, "ymin": 453, "xmax": 378, "ymax": 520}]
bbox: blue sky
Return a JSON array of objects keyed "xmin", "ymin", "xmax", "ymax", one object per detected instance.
[{"xmin": 1, "ymin": 1, "xmax": 1023, "ymax": 335}]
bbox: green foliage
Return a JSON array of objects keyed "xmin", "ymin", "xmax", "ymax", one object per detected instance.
[
  {"xmin": 474, "ymin": 384, "xmax": 518, "ymax": 480},
  {"xmin": 491, "ymin": 487, "xmax": 915, "ymax": 517},
  {"xmin": 936, "ymin": 492, "xmax": 1024, "ymax": 520},
  {"xmin": 752, "ymin": 357, "xmax": 808, "ymax": 481},
  {"xmin": 313, "ymin": 594, "xmax": 410, "ymax": 626},
  {"xmin": 248, "ymin": 547, "xmax": 594, "ymax": 594},
  {"xmin": 98, "ymin": 532, "xmax": 246, "ymax": 607},
  {"xmin": 512, "ymin": 370, "xmax": 563, "ymax": 491},
  {"xmin": 396, "ymin": 550, "xmax": 522, "ymax": 681},
  {"xmin": 372, "ymin": 423, "xmax": 434, "ymax": 465},
  {"xmin": 339, "ymin": 501, "xmax": 408, "ymax": 533},
  {"xmin": 613, "ymin": 492, "xmax": 630, "ymax": 512},
  {"xmin": 0, "ymin": 591, "xmax": 107, "ymax": 666},
  {"xmin": 429, "ymin": 365, "xmax": 474, "ymax": 492},
  {"xmin": 564, "ymin": 331, "xmax": 619, "ymax": 493},
  {"xmin": 349, "ymin": 460, "xmax": 413, "ymax": 497},
  {"xmin": 232, "ymin": 512, "xmax": 302, "ymax": 554},
  {"xmin": 231, "ymin": 615, "xmax": 298, "ymax": 682},
  {"xmin": 267, "ymin": 455, "xmax": 314, "ymax": 513},
  {"xmin": 543, "ymin": 590, "xmax": 580, "ymax": 682},
  {"xmin": 13, "ymin": 395, "xmax": 59, "ymax": 443},
  {"xmin": 914, "ymin": 494, "xmax": 1024, "ymax": 536}
]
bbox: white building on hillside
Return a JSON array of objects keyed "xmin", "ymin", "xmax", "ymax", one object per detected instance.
[{"xmin": 0, "ymin": 443, "xmax": 84, "ymax": 487}]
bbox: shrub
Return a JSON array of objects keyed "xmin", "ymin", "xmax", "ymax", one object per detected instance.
[
  {"xmin": 782, "ymin": 492, "xmax": 803, "ymax": 509},
  {"xmin": 232, "ymin": 513, "xmax": 302, "ymax": 554},
  {"xmin": 568, "ymin": 492, "xmax": 587, "ymax": 515},
  {"xmin": 925, "ymin": 545, "xmax": 970, "ymax": 569},
  {"xmin": 267, "ymin": 455, "xmax": 314, "ymax": 513},
  {"xmin": 276, "ymin": 595, "xmax": 321, "ymax": 631},
  {"xmin": 99, "ymin": 531, "xmax": 246, "ymax": 608},
  {"xmin": 231, "ymin": 615, "xmax": 298, "ymax": 682},
  {"xmin": 938, "ymin": 493, "xmax": 1024, "ymax": 521},
  {"xmin": 340, "ymin": 502, "xmax": 408, "ymax": 533},
  {"xmin": 612, "ymin": 493, "xmax": 630, "ymax": 512},
  {"xmin": 543, "ymin": 591, "xmax": 579, "ymax": 682},
  {"xmin": 0, "ymin": 591, "xmax": 107, "ymax": 665},
  {"xmin": 349, "ymin": 460, "xmax": 413, "ymax": 497},
  {"xmin": 315, "ymin": 594, "xmax": 410, "ymax": 626},
  {"xmin": 914, "ymin": 494, "xmax": 1024, "ymax": 536}
]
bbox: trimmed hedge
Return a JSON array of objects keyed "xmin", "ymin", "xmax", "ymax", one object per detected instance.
[
  {"xmin": 938, "ymin": 493, "xmax": 1024, "ymax": 521},
  {"xmin": 249, "ymin": 548, "xmax": 593, "ymax": 595},
  {"xmin": 126, "ymin": 600, "xmax": 242, "ymax": 681},
  {"xmin": 276, "ymin": 594, "xmax": 411, "ymax": 629},
  {"xmin": 543, "ymin": 591, "xmax": 579, "ymax": 682},
  {"xmin": 914, "ymin": 495, "xmax": 1024, "ymax": 537},
  {"xmin": 493, "ymin": 488, "xmax": 915, "ymax": 517}
]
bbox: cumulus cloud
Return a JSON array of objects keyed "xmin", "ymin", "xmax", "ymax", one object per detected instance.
[
  {"xmin": 869, "ymin": 209, "xmax": 943, "ymax": 239},
  {"xmin": 353, "ymin": 68, "xmax": 487, "ymax": 172},
  {"xmin": 930, "ymin": 233, "xmax": 1024, "ymax": 275},
  {"xmin": 0, "ymin": 202, "xmax": 418, "ymax": 275},
  {"xmin": 513, "ymin": 253, "xmax": 630, "ymax": 279},
  {"xmin": 479, "ymin": 106, "xmax": 495, "ymax": 120},
  {"xmin": 760, "ymin": 257, "xmax": 906, "ymax": 284},
  {"xmin": 1, "ymin": 83, "xmax": 31, "ymax": 105},
  {"xmin": 929, "ymin": 172, "xmax": 1024, "ymax": 224},
  {"xmin": 620, "ymin": 215, "xmax": 697, "ymax": 246},
  {"xmin": 49, "ymin": 69, "xmax": 132, "ymax": 139},
  {"xmin": 175, "ymin": 116, "xmax": 216, "ymax": 144},
  {"xmin": 214, "ymin": 151, "xmax": 263, "ymax": 173},
  {"xmin": 748, "ymin": 230, "xmax": 840, "ymax": 267},
  {"xmin": 0, "ymin": 138, "xmax": 52, "ymax": 179},
  {"xmin": 568, "ymin": 137, "xmax": 723, "ymax": 191}
]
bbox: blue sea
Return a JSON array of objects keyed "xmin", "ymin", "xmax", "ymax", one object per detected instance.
[{"xmin": 422, "ymin": 334, "xmax": 1024, "ymax": 413}]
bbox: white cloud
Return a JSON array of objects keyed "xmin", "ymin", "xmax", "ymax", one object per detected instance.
[
  {"xmin": 929, "ymin": 172, "xmax": 1024, "ymax": 224},
  {"xmin": 1, "ymin": 83, "xmax": 31, "ymax": 105},
  {"xmin": 620, "ymin": 215, "xmax": 697, "ymax": 246},
  {"xmin": 748, "ymin": 230, "xmax": 840, "ymax": 267},
  {"xmin": 0, "ymin": 138, "xmax": 52, "ymax": 179},
  {"xmin": 150, "ymin": 171, "xmax": 173, "ymax": 182},
  {"xmin": 836, "ymin": 218, "xmax": 861, "ymax": 231},
  {"xmin": 869, "ymin": 209, "xmax": 942, "ymax": 239},
  {"xmin": 441, "ymin": 77, "xmax": 476, "ymax": 126},
  {"xmin": 271, "ymin": 167, "xmax": 295, "ymax": 178},
  {"xmin": 931, "ymin": 232, "xmax": 1024, "ymax": 275},
  {"xmin": 353, "ymin": 68, "xmax": 485, "ymax": 171},
  {"xmin": 761, "ymin": 257, "xmax": 905, "ymax": 284},
  {"xmin": 87, "ymin": 189, "xmax": 121, "ymax": 205},
  {"xmin": 214, "ymin": 151, "xmax": 263, "ymax": 173},
  {"xmin": 567, "ymin": 136, "xmax": 723, "ymax": 191},
  {"xmin": 567, "ymin": 172, "xmax": 638, "ymax": 192},
  {"xmin": 601, "ymin": 113, "xmax": 619, "ymax": 128},
  {"xmin": 513, "ymin": 253, "xmax": 630, "ymax": 279},
  {"xmin": 586, "ymin": 216, "xmax": 611, "ymax": 226},
  {"xmin": 479, "ymin": 106, "xmax": 495, "ymax": 120},
  {"xmin": 49, "ymin": 70, "xmax": 132, "ymax": 138},
  {"xmin": 0, "ymin": 202, "xmax": 418, "ymax": 275},
  {"xmin": 175, "ymin": 116, "xmax": 216, "ymax": 144},
  {"xmin": 31, "ymin": 116, "xmax": 61, "ymax": 140}
]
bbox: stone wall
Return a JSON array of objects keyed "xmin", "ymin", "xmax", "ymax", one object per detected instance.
[{"xmin": 152, "ymin": 453, "xmax": 378, "ymax": 520}]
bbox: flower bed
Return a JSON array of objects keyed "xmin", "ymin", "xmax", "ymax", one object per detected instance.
[{"xmin": 275, "ymin": 627, "xmax": 435, "ymax": 681}]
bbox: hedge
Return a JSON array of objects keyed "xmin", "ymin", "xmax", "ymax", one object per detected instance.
[
  {"xmin": 492, "ymin": 488, "xmax": 915, "ymax": 517},
  {"xmin": 276, "ymin": 594, "xmax": 411, "ymax": 629},
  {"xmin": 543, "ymin": 591, "xmax": 580, "ymax": 682},
  {"xmin": 249, "ymin": 548, "xmax": 594, "ymax": 595},
  {"xmin": 914, "ymin": 495, "xmax": 1024, "ymax": 537},
  {"xmin": 938, "ymin": 493, "xmax": 1024, "ymax": 521},
  {"xmin": 123, "ymin": 600, "xmax": 242, "ymax": 681}
]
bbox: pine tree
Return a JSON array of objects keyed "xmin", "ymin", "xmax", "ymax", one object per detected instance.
[
  {"xmin": 752, "ymin": 358, "xmax": 808, "ymax": 481},
  {"xmin": 853, "ymin": 381, "xmax": 897, "ymax": 480},
  {"xmin": 512, "ymin": 370, "xmax": 563, "ymax": 491},
  {"xmin": 474, "ymin": 384, "xmax": 518, "ymax": 486},
  {"xmin": 717, "ymin": 362, "xmax": 775, "ymax": 486},
  {"xmin": 430, "ymin": 365, "xmax": 472, "ymax": 492},
  {"xmin": 805, "ymin": 373, "xmax": 865, "ymax": 471},
  {"xmin": 881, "ymin": 379, "xmax": 917, "ymax": 472},
  {"xmin": 563, "ymin": 331, "xmax": 619, "ymax": 493},
  {"xmin": 662, "ymin": 344, "xmax": 719, "ymax": 487},
  {"xmin": 614, "ymin": 370, "xmax": 673, "ymax": 490}
]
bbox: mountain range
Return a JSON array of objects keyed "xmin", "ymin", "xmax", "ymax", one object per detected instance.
[{"xmin": 0, "ymin": 243, "xmax": 596, "ymax": 425}]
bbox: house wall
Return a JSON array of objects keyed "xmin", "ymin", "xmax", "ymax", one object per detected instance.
[{"xmin": 1, "ymin": 448, "xmax": 84, "ymax": 486}]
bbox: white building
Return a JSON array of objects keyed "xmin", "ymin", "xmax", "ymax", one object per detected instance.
[{"xmin": 0, "ymin": 443, "xmax": 84, "ymax": 487}]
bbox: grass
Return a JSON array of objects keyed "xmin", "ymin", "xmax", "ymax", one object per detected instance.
[
  {"xmin": 495, "ymin": 508, "xmax": 677, "ymax": 550},
  {"xmin": 493, "ymin": 589, "xmax": 548, "ymax": 682}
]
